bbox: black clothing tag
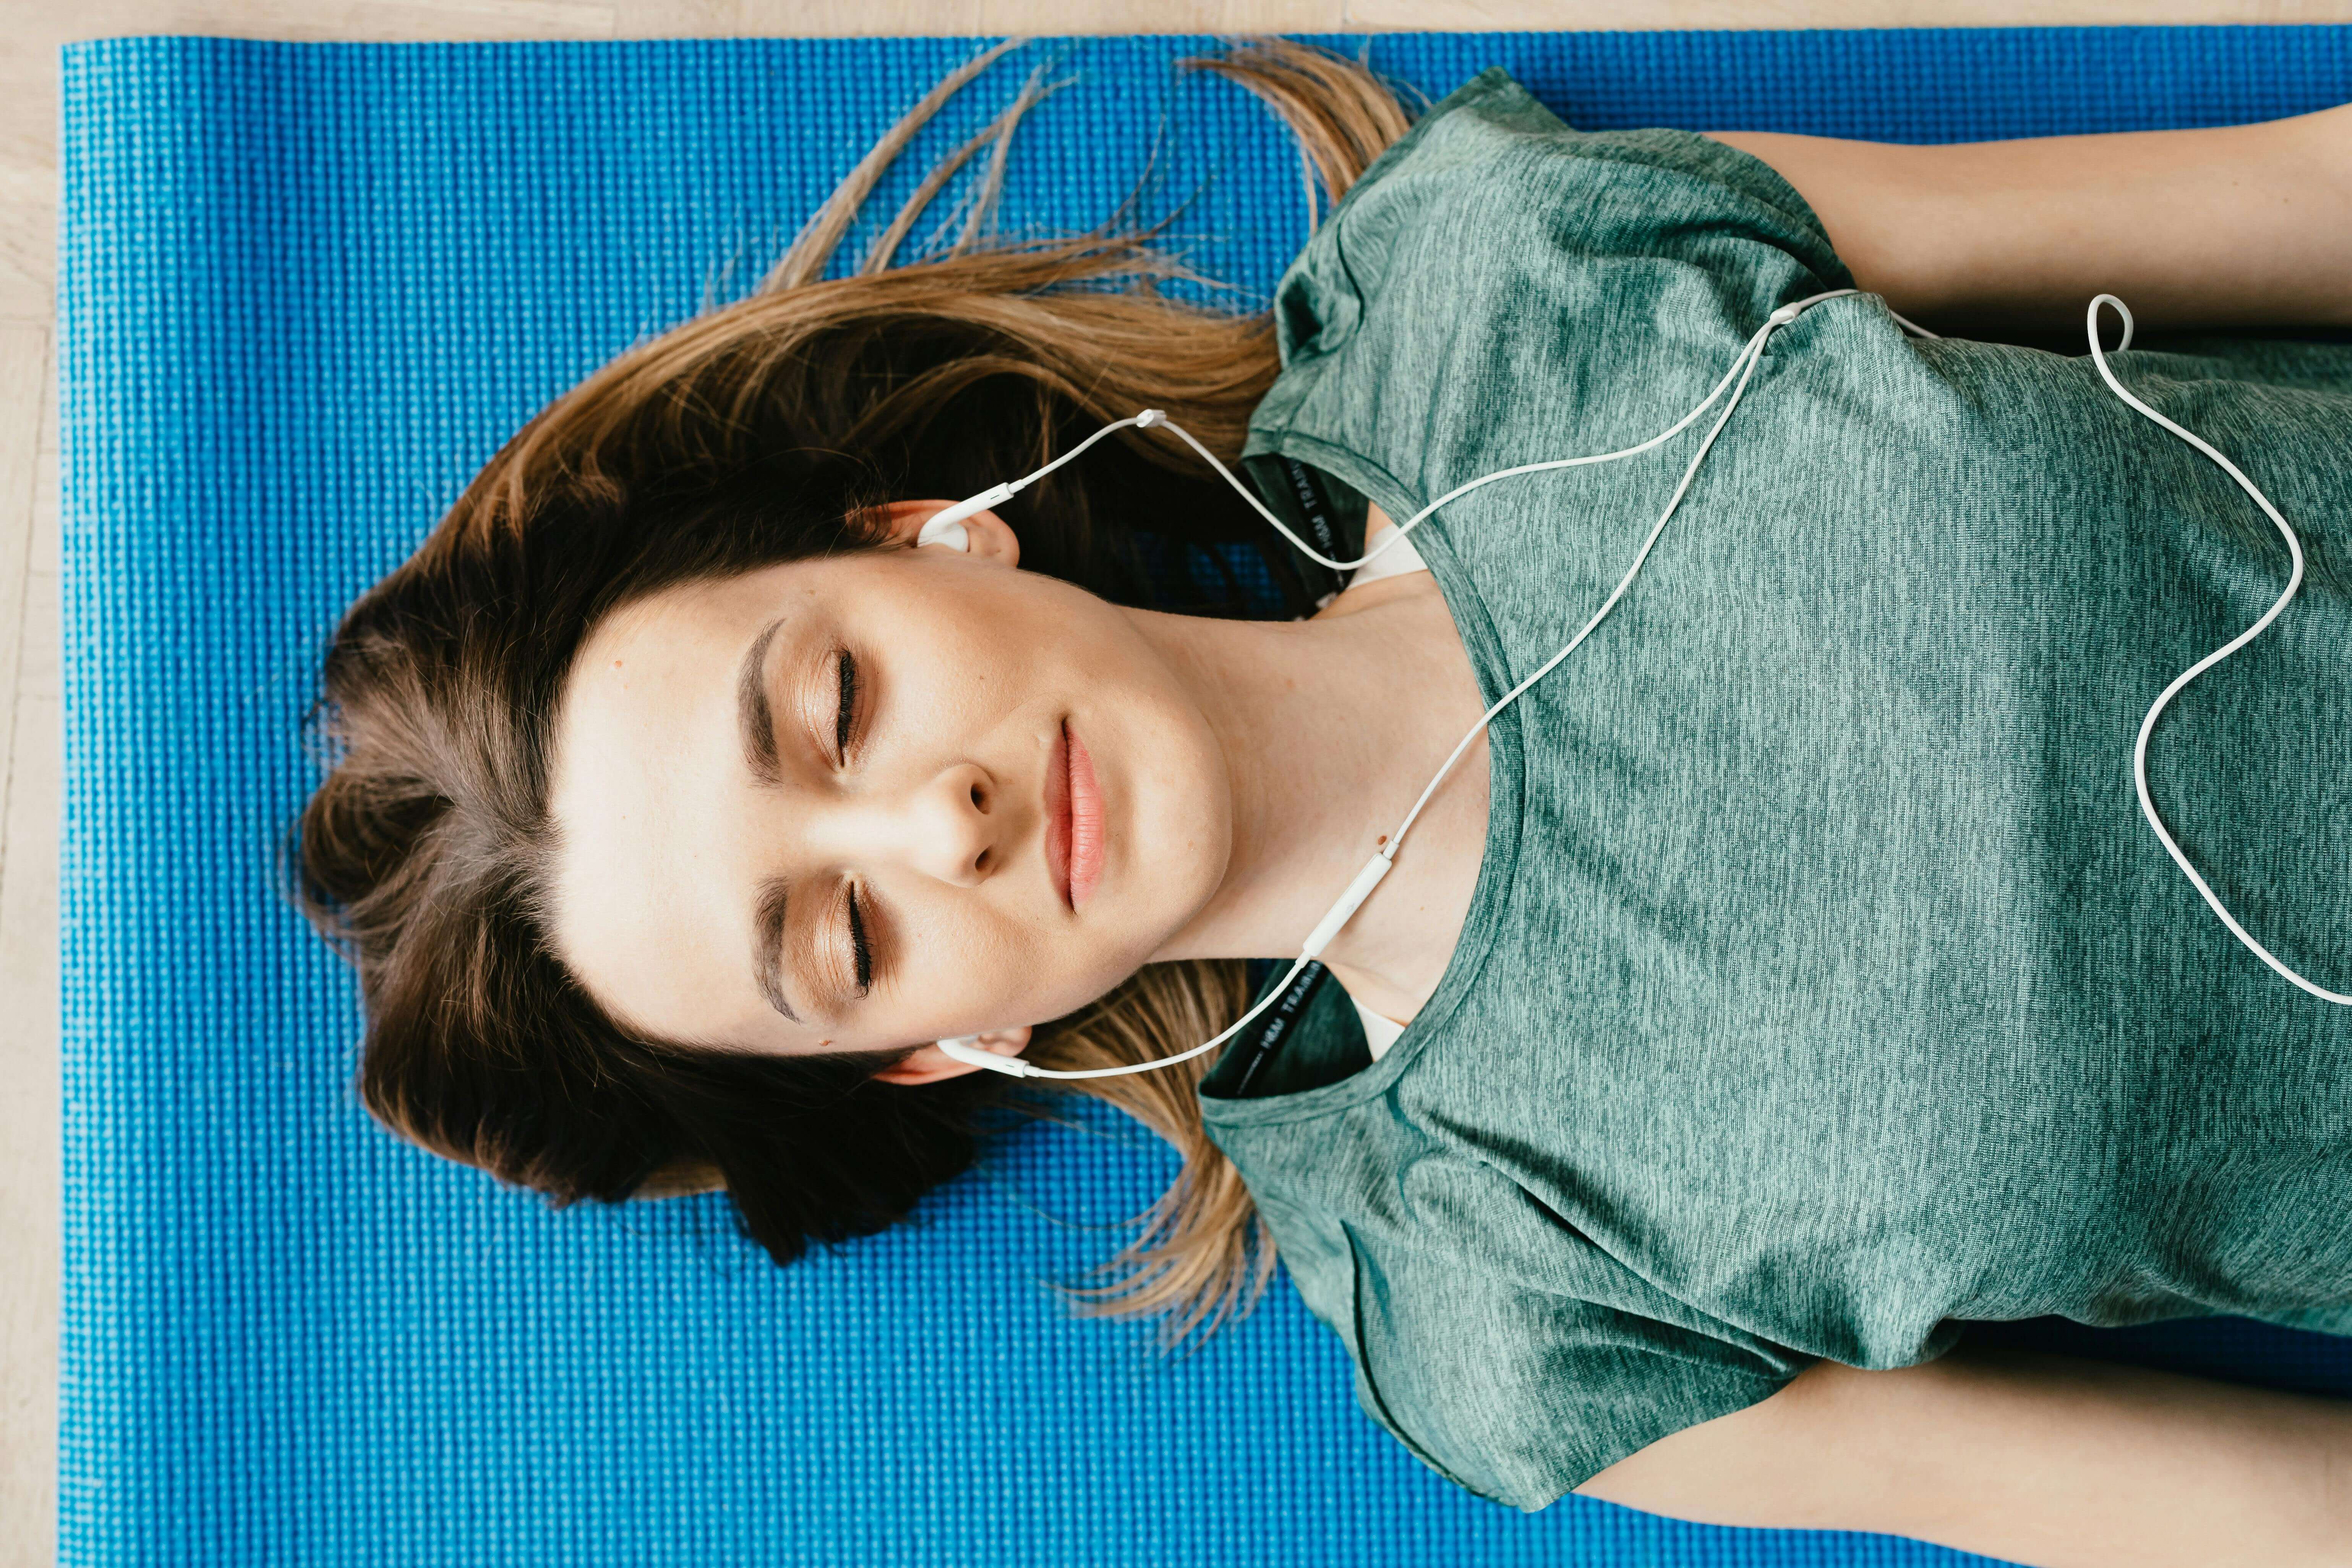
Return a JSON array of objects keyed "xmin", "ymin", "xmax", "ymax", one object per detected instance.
[
  {"xmin": 1280, "ymin": 456, "xmax": 1343, "ymax": 565},
  {"xmin": 1237, "ymin": 453, "xmax": 1365, "ymax": 613},
  {"xmin": 1199, "ymin": 960, "xmax": 1373, "ymax": 1101}
]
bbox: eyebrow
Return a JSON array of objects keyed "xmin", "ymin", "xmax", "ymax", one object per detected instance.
[
  {"xmin": 751, "ymin": 874, "xmax": 801, "ymax": 1023},
  {"xmin": 737, "ymin": 615, "xmax": 788, "ymax": 788},
  {"xmin": 738, "ymin": 616, "xmax": 801, "ymax": 1022}
]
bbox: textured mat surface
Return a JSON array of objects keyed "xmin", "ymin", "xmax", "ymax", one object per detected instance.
[{"xmin": 58, "ymin": 27, "xmax": 2352, "ymax": 1568}]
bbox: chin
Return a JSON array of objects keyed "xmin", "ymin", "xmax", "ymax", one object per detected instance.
[
  {"xmin": 1112, "ymin": 743, "xmax": 1232, "ymax": 957},
  {"xmin": 1062, "ymin": 616, "xmax": 1233, "ymax": 954}
]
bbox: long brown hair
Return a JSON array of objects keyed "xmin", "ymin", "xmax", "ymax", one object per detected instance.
[{"xmin": 296, "ymin": 38, "xmax": 1412, "ymax": 1349}]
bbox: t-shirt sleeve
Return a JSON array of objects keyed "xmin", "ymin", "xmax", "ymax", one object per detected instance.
[
  {"xmin": 1261, "ymin": 65, "xmax": 1855, "ymax": 371},
  {"xmin": 1245, "ymin": 65, "xmax": 1866, "ymax": 499},
  {"xmin": 1331, "ymin": 1221, "xmax": 1812, "ymax": 1511}
]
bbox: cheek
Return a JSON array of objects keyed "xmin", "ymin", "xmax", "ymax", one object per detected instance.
[
  {"xmin": 911, "ymin": 891, "xmax": 1147, "ymax": 1028},
  {"xmin": 885, "ymin": 597, "xmax": 1056, "ymax": 731}
]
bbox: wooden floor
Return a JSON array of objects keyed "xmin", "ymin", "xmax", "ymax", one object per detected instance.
[{"xmin": 5, "ymin": 0, "xmax": 2349, "ymax": 1561}]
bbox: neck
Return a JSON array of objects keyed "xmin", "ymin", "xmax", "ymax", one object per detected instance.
[{"xmin": 1127, "ymin": 590, "xmax": 1486, "ymax": 979}]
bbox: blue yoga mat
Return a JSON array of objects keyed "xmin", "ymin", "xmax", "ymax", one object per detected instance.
[{"xmin": 58, "ymin": 27, "xmax": 2352, "ymax": 1568}]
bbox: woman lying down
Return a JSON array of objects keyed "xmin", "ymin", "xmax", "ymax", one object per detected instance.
[{"xmin": 297, "ymin": 39, "xmax": 2352, "ymax": 1568}]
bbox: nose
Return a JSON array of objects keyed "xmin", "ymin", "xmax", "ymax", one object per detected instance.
[{"xmin": 838, "ymin": 762, "xmax": 1002, "ymax": 888}]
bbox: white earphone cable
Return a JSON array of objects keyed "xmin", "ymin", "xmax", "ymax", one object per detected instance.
[
  {"xmin": 1383, "ymin": 294, "xmax": 1783, "ymax": 856},
  {"xmin": 953, "ymin": 290, "xmax": 1875, "ymax": 1078},
  {"xmin": 920, "ymin": 412, "xmax": 1164, "ymax": 535},
  {"xmin": 2083, "ymin": 294, "xmax": 2348, "ymax": 1005},
  {"xmin": 939, "ymin": 287, "xmax": 2341, "ymax": 1081},
  {"xmin": 1151, "ymin": 290, "xmax": 1882, "ymax": 574}
]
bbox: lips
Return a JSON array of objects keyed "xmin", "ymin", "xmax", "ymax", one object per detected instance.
[
  {"xmin": 1044, "ymin": 718, "xmax": 1105, "ymax": 911},
  {"xmin": 1045, "ymin": 724, "xmax": 1072, "ymax": 907},
  {"xmin": 1065, "ymin": 725, "xmax": 1104, "ymax": 908}
]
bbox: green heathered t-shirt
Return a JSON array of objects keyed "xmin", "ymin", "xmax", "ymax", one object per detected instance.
[{"xmin": 1197, "ymin": 67, "xmax": 2352, "ymax": 1512}]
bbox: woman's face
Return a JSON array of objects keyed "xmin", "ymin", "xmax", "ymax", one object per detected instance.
[{"xmin": 543, "ymin": 502, "xmax": 1233, "ymax": 1068}]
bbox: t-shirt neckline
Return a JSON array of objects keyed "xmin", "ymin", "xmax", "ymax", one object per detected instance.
[{"xmin": 1198, "ymin": 435, "xmax": 1528, "ymax": 1128}]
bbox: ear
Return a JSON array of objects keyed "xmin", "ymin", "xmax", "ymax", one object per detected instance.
[
  {"xmin": 877, "ymin": 498, "xmax": 1021, "ymax": 569},
  {"xmin": 870, "ymin": 1025, "xmax": 1034, "ymax": 1087}
]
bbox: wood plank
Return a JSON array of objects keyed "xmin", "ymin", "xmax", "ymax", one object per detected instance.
[
  {"xmin": 0, "ymin": 681, "xmax": 57, "ymax": 1568},
  {"xmin": 614, "ymin": 0, "xmax": 988, "ymax": 34},
  {"xmin": 1345, "ymin": 0, "xmax": 2352, "ymax": 25},
  {"xmin": 979, "ymin": 0, "xmax": 1339, "ymax": 29},
  {"xmin": 0, "ymin": 325, "xmax": 55, "ymax": 1568},
  {"xmin": 58, "ymin": 0, "xmax": 619, "ymax": 41},
  {"xmin": 0, "ymin": 327, "xmax": 49, "ymax": 876}
]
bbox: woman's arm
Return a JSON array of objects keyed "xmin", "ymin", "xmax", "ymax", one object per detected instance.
[
  {"xmin": 1705, "ymin": 107, "xmax": 2352, "ymax": 339},
  {"xmin": 1575, "ymin": 1345, "xmax": 2352, "ymax": 1568}
]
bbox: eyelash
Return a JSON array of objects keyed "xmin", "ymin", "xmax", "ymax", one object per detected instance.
[
  {"xmin": 833, "ymin": 648, "xmax": 861, "ymax": 764},
  {"xmin": 844, "ymin": 882, "xmax": 873, "ymax": 996},
  {"xmin": 832, "ymin": 647, "xmax": 871, "ymax": 997}
]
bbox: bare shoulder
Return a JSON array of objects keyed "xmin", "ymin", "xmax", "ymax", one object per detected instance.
[{"xmin": 1576, "ymin": 1347, "xmax": 2352, "ymax": 1568}]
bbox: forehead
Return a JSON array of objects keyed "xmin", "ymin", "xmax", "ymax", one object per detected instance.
[
  {"xmin": 580, "ymin": 564, "xmax": 805, "ymax": 668},
  {"xmin": 542, "ymin": 568, "xmax": 806, "ymax": 1044}
]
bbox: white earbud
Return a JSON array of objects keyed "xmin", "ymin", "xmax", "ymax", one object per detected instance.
[
  {"xmin": 915, "ymin": 509, "xmax": 975, "ymax": 552},
  {"xmin": 916, "ymin": 410, "xmax": 1174, "ymax": 558},
  {"xmin": 936, "ymin": 1035, "xmax": 1030, "ymax": 1076}
]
